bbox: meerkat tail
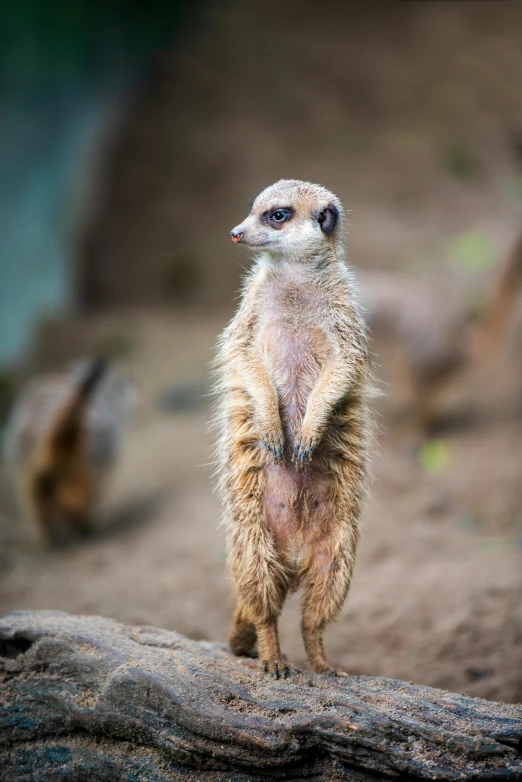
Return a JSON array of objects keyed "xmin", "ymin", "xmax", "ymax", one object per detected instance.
[
  {"xmin": 470, "ymin": 233, "xmax": 522, "ymax": 358},
  {"xmin": 47, "ymin": 357, "xmax": 108, "ymax": 453}
]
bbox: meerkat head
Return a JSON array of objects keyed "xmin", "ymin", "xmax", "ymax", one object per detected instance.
[{"xmin": 230, "ymin": 179, "xmax": 344, "ymax": 259}]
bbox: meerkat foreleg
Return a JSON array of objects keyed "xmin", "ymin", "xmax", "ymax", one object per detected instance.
[
  {"xmin": 239, "ymin": 352, "xmax": 284, "ymax": 461},
  {"xmin": 294, "ymin": 355, "xmax": 360, "ymax": 463}
]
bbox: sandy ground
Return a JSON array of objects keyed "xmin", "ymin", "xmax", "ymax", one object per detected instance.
[{"xmin": 0, "ymin": 310, "xmax": 521, "ymax": 704}]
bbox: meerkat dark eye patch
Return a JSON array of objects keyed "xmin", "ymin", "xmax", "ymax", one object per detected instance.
[
  {"xmin": 318, "ymin": 202, "xmax": 339, "ymax": 235},
  {"xmin": 261, "ymin": 207, "xmax": 294, "ymax": 228}
]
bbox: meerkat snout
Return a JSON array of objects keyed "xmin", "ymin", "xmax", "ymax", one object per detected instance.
[{"xmin": 230, "ymin": 228, "xmax": 244, "ymax": 244}]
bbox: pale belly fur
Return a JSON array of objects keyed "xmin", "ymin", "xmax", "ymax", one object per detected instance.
[{"xmin": 257, "ymin": 318, "xmax": 336, "ymax": 562}]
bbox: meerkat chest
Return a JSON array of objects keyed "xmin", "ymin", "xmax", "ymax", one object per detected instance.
[{"xmin": 255, "ymin": 274, "xmax": 333, "ymax": 412}]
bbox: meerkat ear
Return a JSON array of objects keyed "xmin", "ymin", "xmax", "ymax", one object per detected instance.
[{"xmin": 318, "ymin": 202, "xmax": 339, "ymax": 235}]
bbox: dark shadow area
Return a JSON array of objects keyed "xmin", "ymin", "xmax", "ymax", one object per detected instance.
[
  {"xmin": 0, "ymin": 636, "xmax": 33, "ymax": 658},
  {"xmin": 96, "ymin": 490, "xmax": 171, "ymax": 542}
]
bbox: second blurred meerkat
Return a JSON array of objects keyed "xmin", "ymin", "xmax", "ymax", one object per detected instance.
[
  {"xmin": 214, "ymin": 180, "xmax": 373, "ymax": 677},
  {"xmin": 358, "ymin": 232, "xmax": 522, "ymax": 431},
  {"xmin": 4, "ymin": 358, "xmax": 134, "ymax": 544}
]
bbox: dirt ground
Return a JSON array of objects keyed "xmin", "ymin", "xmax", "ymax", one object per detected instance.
[{"xmin": 0, "ymin": 308, "xmax": 520, "ymax": 705}]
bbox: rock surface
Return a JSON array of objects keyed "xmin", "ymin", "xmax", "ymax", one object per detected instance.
[{"xmin": 0, "ymin": 611, "xmax": 521, "ymax": 781}]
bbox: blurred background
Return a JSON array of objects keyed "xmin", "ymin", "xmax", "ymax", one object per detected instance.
[{"xmin": 0, "ymin": 1, "xmax": 521, "ymax": 703}]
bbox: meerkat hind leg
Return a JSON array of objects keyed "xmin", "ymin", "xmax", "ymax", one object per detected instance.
[
  {"xmin": 228, "ymin": 505, "xmax": 294, "ymax": 677},
  {"xmin": 301, "ymin": 545, "xmax": 353, "ymax": 676},
  {"xmin": 256, "ymin": 617, "xmax": 290, "ymax": 678},
  {"xmin": 233, "ymin": 562, "xmax": 291, "ymax": 677}
]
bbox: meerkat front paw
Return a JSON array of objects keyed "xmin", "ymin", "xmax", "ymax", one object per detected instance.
[
  {"xmin": 260, "ymin": 423, "xmax": 285, "ymax": 463},
  {"xmin": 293, "ymin": 434, "xmax": 315, "ymax": 464}
]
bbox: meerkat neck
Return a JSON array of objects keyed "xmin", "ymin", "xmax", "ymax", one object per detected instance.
[{"xmin": 256, "ymin": 245, "xmax": 345, "ymax": 275}]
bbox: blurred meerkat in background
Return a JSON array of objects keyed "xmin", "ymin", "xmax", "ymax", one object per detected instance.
[
  {"xmin": 214, "ymin": 179, "xmax": 374, "ymax": 678},
  {"xmin": 358, "ymin": 231, "xmax": 522, "ymax": 432},
  {"xmin": 3, "ymin": 358, "xmax": 135, "ymax": 544},
  {"xmin": 467, "ymin": 231, "xmax": 522, "ymax": 359}
]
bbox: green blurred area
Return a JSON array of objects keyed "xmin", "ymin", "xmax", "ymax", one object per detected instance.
[
  {"xmin": 0, "ymin": 0, "xmax": 196, "ymax": 369},
  {"xmin": 0, "ymin": 0, "xmax": 190, "ymax": 88}
]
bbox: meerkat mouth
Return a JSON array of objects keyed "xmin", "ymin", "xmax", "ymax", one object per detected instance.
[{"xmin": 245, "ymin": 241, "xmax": 275, "ymax": 248}]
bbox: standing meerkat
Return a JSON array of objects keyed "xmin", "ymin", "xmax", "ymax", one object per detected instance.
[{"xmin": 213, "ymin": 179, "xmax": 373, "ymax": 677}]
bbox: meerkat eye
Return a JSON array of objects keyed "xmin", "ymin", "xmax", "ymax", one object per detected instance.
[{"xmin": 262, "ymin": 207, "xmax": 293, "ymax": 226}]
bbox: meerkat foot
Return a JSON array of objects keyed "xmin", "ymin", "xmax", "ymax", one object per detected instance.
[
  {"xmin": 311, "ymin": 662, "xmax": 349, "ymax": 678},
  {"xmin": 260, "ymin": 658, "xmax": 291, "ymax": 679}
]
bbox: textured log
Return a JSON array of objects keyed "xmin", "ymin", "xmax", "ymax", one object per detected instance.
[{"xmin": 0, "ymin": 611, "xmax": 521, "ymax": 781}]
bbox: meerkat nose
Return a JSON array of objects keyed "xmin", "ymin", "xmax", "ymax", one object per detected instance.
[{"xmin": 230, "ymin": 229, "xmax": 244, "ymax": 244}]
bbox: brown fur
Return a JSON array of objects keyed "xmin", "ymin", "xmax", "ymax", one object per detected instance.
[
  {"xmin": 5, "ymin": 359, "xmax": 132, "ymax": 544},
  {"xmin": 26, "ymin": 361, "xmax": 106, "ymax": 539},
  {"xmin": 213, "ymin": 180, "xmax": 373, "ymax": 677}
]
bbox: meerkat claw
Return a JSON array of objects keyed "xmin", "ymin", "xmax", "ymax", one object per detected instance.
[
  {"xmin": 262, "ymin": 659, "xmax": 290, "ymax": 679},
  {"xmin": 263, "ymin": 438, "xmax": 285, "ymax": 463},
  {"xmin": 293, "ymin": 439, "xmax": 314, "ymax": 464}
]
